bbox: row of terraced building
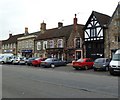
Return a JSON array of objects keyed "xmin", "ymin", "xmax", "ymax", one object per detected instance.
[{"xmin": 1, "ymin": 2, "xmax": 120, "ymax": 62}]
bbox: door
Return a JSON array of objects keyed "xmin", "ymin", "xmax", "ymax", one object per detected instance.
[{"xmin": 75, "ymin": 50, "xmax": 82, "ymax": 60}]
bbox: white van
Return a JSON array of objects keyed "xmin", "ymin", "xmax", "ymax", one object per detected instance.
[
  {"xmin": 109, "ymin": 49, "xmax": 120, "ymax": 75},
  {"xmin": 0, "ymin": 53, "xmax": 14, "ymax": 64}
]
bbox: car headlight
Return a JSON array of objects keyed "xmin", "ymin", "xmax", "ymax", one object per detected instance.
[{"xmin": 103, "ymin": 65, "xmax": 106, "ymax": 67}]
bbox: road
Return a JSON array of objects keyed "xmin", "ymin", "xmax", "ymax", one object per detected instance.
[{"xmin": 2, "ymin": 64, "xmax": 119, "ymax": 98}]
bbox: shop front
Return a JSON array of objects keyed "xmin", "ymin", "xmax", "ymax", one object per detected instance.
[
  {"xmin": 21, "ymin": 50, "xmax": 33, "ymax": 58},
  {"xmin": 46, "ymin": 48, "xmax": 64, "ymax": 60},
  {"xmin": 66, "ymin": 48, "xmax": 83, "ymax": 63}
]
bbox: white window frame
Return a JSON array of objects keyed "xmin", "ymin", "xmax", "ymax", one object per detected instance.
[
  {"xmin": 57, "ymin": 39, "xmax": 63, "ymax": 48},
  {"xmin": 2, "ymin": 45, "xmax": 4, "ymax": 49},
  {"xmin": 37, "ymin": 42, "xmax": 41, "ymax": 50},
  {"xmin": 43, "ymin": 41, "xmax": 47, "ymax": 50},
  {"xmin": 49, "ymin": 40, "xmax": 54, "ymax": 48}
]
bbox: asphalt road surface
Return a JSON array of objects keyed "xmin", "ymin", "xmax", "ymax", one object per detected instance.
[{"xmin": 2, "ymin": 64, "xmax": 119, "ymax": 98}]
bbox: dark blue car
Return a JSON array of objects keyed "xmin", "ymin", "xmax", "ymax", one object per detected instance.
[
  {"xmin": 41, "ymin": 58, "xmax": 67, "ymax": 68},
  {"xmin": 93, "ymin": 58, "xmax": 111, "ymax": 71}
]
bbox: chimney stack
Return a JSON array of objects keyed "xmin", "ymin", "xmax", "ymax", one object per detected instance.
[
  {"xmin": 73, "ymin": 14, "xmax": 78, "ymax": 33},
  {"xmin": 40, "ymin": 21, "xmax": 46, "ymax": 33},
  {"xmin": 9, "ymin": 34, "xmax": 12, "ymax": 38},
  {"xmin": 25, "ymin": 27, "xmax": 28, "ymax": 34},
  {"xmin": 58, "ymin": 22, "xmax": 63, "ymax": 28}
]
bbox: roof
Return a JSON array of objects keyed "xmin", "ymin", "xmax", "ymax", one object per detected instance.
[
  {"xmin": 2, "ymin": 31, "xmax": 40, "ymax": 44},
  {"xmin": 108, "ymin": 3, "xmax": 120, "ymax": 26},
  {"xmin": 35, "ymin": 24, "xmax": 84, "ymax": 41},
  {"xmin": 93, "ymin": 11, "xmax": 111, "ymax": 26},
  {"xmin": 2, "ymin": 34, "xmax": 24, "ymax": 44},
  {"xmin": 84, "ymin": 11, "xmax": 111, "ymax": 29}
]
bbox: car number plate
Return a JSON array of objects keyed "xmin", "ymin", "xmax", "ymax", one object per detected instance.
[{"xmin": 114, "ymin": 69, "xmax": 120, "ymax": 72}]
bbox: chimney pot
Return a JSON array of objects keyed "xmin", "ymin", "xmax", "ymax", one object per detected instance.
[
  {"xmin": 58, "ymin": 22, "xmax": 63, "ymax": 28},
  {"xmin": 9, "ymin": 34, "xmax": 12, "ymax": 38},
  {"xmin": 73, "ymin": 14, "xmax": 78, "ymax": 33},
  {"xmin": 40, "ymin": 22, "xmax": 46, "ymax": 33},
  {"xmin": 25, "ymin": 27, "xmax": 28, "ymax": 34}
]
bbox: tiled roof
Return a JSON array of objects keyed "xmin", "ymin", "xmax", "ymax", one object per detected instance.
[
  {"xmin": 108, "ymin": 3, "xmax": 120, "ymax": 26},
  {"xmin": 35, "ymin": 24, "xmax": 84, "ymax": 41},
  {"xmin": 93, "ymin": 11, "xmax": 111, "ymax": 26},
  {"xmin": 2, "ymin": 31, "xmax": 40, "ymax": 44},
  {"xmin": 2, "ymin": 34, "xmax": 24, "ymax": 44},
  {"xmin": 84, "ymin": 11, "xmax": 111, "ymax": 29}
]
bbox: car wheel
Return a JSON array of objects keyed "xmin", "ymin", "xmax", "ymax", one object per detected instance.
[
  {"xmin": 39, "ymin": 64, "xmax": 41, "ymax": 67},
  {"xmin": 84, "ymin": 66, "xmax": 88, "ymax": 70},
  {"xmin": 74, "ymin": 68, "xmax": 79, "ymax": 70},
  {"xmin": 94, "ymin": 68, "xmax": 97, "ymax": 71},
  {"xmin": 105, "ymin": 67, "xmax": 109, "ymax": 71},
  {"xmin": 109, "ymin": 71, "xmax": 115, "ymax": 75},
  {"xmin": 51, "ymin": 64, "xmax": 55, "ymax": 68},
  {"xmin": 1, "ymin": 61, "xmax": 4, "ymax": 64}
]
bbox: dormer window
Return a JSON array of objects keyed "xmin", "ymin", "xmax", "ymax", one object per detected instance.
[
  {"xmin": 49, "ymin": 40, "xmax": 54, "ymax": 48},
  {"xmin": 57, "ymin": 39, "xmax": 63, "ymax": 48}
]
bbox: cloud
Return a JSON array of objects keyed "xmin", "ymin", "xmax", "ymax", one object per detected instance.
[{"xmin": 0, "ymin": 0, "xmax": 119, "ymax": 40}]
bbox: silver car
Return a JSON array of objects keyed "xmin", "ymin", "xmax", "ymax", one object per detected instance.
[{"xmin": 41, "ymin": 58, "xmax": 67, "ymax": 68}]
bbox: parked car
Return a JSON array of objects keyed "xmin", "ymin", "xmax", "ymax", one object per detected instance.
[
  {"xmin": 13, "ymin": 56, "xmax": 26, "ymax": 65},
  {"xmin": 6, "ymin": 56, "xmax": 16, "ymax": 64},
  {"xmin": 26, "ymin": 57, "xmax": 37, "ymax": 66},
  {"xmin": 41, "ymin": 58, "xmax": 67, "ymax": 68},
  {"xmin": 0, "ymin": 53, "xmax": 13, "ymax": 64},
  {"xmin": 109, "ymin": 49, "xmax": 120, "ymax": 75},
  {"xmin": 93, "ymin": 58, "xmax": 111, "ymax": 71},
  {"xmin": 72, "ymin": 58, "xmax": 94, "ymax": 70},
  {"xmin": 19, "ymin": 57, "xmax": 27, "ymax": 65},
  {"xmin": 32, "ymin": 58, "xmax": 46, "ymax": 67}
]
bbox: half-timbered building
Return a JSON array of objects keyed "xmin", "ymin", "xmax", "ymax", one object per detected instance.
[{"xmin": 83, "ymin": 11, "xmax": 111, "ymax": 60}]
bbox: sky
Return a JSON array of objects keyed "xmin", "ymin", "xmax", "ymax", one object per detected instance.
[{"xmin": 0, "ymin": 0, "xmax": 119, "ymax": 40}]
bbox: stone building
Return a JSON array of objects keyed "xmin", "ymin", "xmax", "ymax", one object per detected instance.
[
  {"xmin": 17, "ymin": 27, "xmax": 39, "ymax": 58},
  {"xmin": 0, "ymin": 41, "xmax": 2, "ymax": 54},
  {"xmin": 67, "ymin": 14, "xmax": 84, "ymax": 61},
  {"xmin": 35, "ymin": 15, "xmax": 84, "ymax": 62},
  {"xmin": 105, "ymin": 2, "xmax": 120, "ymax": 58},
  {"xmin": 2, "ymin": 33, "xmax": 24, "ymax": 55}
]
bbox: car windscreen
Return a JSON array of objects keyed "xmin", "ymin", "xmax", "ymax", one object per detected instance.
[
  {"xmin": 77, "ymin": 59, "xmax": 84, "ymax": 62},
  {"xmin": 95, "ymin": 58, "xmax": 104, "ymax": 63},
  {"xmin": 0, "ymin": 56, "xmax": 4, "ymax": 59},
  {"xmin": 45, "ymin": 58, "xmax": 53, "ymax": 61},
  {"xmin": 112, "ymin": 54, "xmax": 120, "ymax": 61},
  {"xmin": 29, "ymin": 57, "xmax": 37, "ymax": 60}
]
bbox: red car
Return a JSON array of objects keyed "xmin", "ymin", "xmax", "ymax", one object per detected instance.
[
  {"xmin": 72, "ymin": 58, "xmax": 94, "ymax": 70},
  {"xmin": 32, "ymin": 58, "xmax": 46, "ymax": 67}
]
